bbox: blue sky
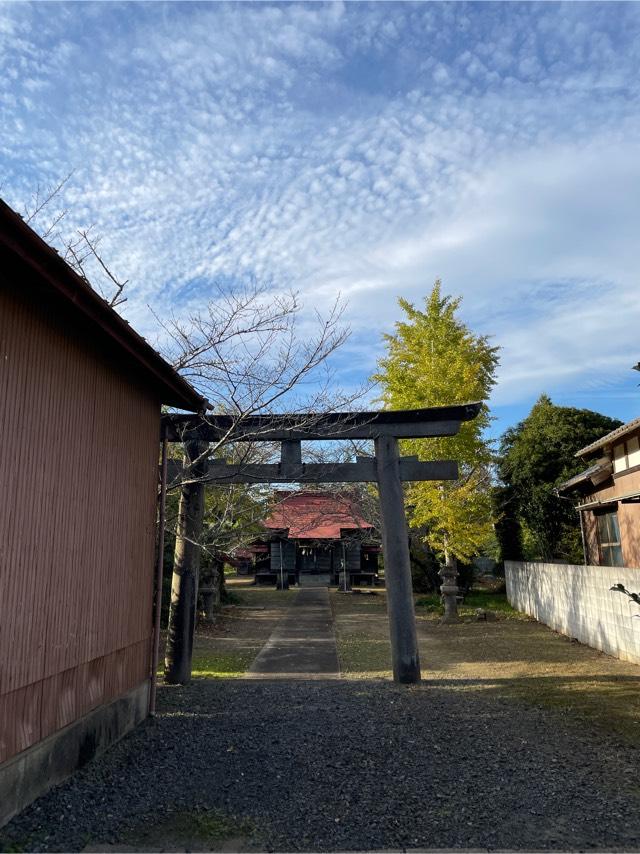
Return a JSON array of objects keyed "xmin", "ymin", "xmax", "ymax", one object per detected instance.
[{"xmin": 2, "ymin": 1, "xmax": 639, "ymax": 437}]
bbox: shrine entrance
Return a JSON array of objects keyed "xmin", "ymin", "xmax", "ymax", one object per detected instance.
[{"xmin": 156, "ymin": 404, "xmax": 480, "ymax": 693}]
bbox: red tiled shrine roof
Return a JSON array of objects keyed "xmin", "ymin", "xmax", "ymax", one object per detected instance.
[{"xmin": 263, "ymin": 491, "xmax": 374, "ymax": 540}]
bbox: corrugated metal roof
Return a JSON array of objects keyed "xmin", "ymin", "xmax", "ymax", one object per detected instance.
[
  {"xmin": 264, "ymin": 491, "xmax": 374, "ymax": 539},
  {"xmin": 557, "ymin": 460, "xmax": 612, "ymax": 493},
  {"xmin": 0, "ymin": 199, "xmax": 207, "ymax": 412},
  {"xmin": 575, "ymin": 415, "xmax": 640, "ymax": 458},
  {"xmin": 577, "ymin": 489, "xmax": 640, "ymax": 511}
]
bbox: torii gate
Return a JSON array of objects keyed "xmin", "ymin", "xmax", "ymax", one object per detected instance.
[{"xmin": 153, "ymin": 403, "xmax": 480, "ymax": 699}]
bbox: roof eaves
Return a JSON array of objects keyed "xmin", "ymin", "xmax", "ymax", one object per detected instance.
[
  {"xmin": 575, "ymin": 416, "xmax": 640, "ymax": 458},
  {"xmin": 557, "ymin": 460, "xmax": 613, "ymax": 493},
  {"xmin": 0, "ymin": 199, "xmax": 207, "ymax": 412}
]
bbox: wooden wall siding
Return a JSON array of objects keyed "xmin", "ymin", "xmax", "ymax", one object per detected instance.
[
  {"xmin": 583, "ymin": 512, "xmax": 599, "ymax": 565},
  {"xmin": 270, "ymin": 540, "xmax": 296, "ymax": 571},
  {"xmin": 315, "ymin": 549, "xmax": 331, "ymax": 572},
  {"xmin": 581, "ymin": 469, "xmax": 640, "ymax": 567},
  {"xmin": 620, "ymin": 503, "xmax": 640, "ymax": 567},
  {"xmin": 0, "ymin": 287, "xmax": 159, "ymax": 763},
  {"xmin": 0, "ymin": 639, "xmax": 150, "ymax": 763},
  {"xmin": 345, "ymin": 541, "xmax": 361, "ymax": 571}
]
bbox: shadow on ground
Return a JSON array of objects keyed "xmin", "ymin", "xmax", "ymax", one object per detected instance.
[{"xmin": 3, "ymin": 678, "xmax": 640, "ymax": 853}]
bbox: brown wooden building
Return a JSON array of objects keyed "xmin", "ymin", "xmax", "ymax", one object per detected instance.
[
  {"xmin": 0, "ymin": 200, "xmax": 204, "ymax": 826},
  {"xmin": 559, "ymin": 416, "xmax": 640, "ymax": 567}
]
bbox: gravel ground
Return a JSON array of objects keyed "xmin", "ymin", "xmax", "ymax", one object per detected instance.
[{"xmin": 2, "ymin": 678, "xmax": 640, "ymax": 852}]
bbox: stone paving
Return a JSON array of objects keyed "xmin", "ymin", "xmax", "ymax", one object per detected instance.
[{"xmin": 247, "ymin": 588, "xmax": 340, "ymax": 679}]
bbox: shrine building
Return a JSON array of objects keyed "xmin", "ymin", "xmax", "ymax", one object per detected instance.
[{"xmin": 250, "ymin": 491, "xmax": 381, "ymax": 587}]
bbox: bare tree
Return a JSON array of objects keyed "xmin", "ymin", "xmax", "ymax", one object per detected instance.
[
  {"xmin": 157, "ymin": 281, "xmax": 354, "ymax": 421},
  {"xmin": 159, "ymin": 281, "xmax": 374, "ymax": 683}
]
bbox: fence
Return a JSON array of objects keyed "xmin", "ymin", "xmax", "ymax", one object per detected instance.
[{"xmin": 505, "ymin": 561, "xmax": 640, "ymax": 664}]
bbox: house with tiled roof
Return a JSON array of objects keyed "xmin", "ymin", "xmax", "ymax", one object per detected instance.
[
  {"xmin": 558, "ymin": 415, "xmax": 640, "ymax": 567},
  {"xmin": 251, "ymin": 491, "xmax": 380, "ymax": 587}
]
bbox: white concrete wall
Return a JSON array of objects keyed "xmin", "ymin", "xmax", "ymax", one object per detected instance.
[{"xmin": 505, "ymin": 561, "xmax": 640, "ymax": 664}]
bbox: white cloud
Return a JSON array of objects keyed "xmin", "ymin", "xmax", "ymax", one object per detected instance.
[{"xmin": 1, "ymin": 1, "xmax": 639, "ymax": 421}]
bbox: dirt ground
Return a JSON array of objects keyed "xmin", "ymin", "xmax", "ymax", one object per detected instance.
[
  {"xmin": 330, "ymin": 586, "xmax": 640, "ymax": 743},
  {"xmin": 189, "ymin": 580, "xmax": 297, "ymax": 676},
  {"xmin": 188, "ymin": 579, "xmax": 640, "ymax": 742},
  {"xmin": 5, "ymin": 579, "xmax": 640, "ymax": 853}
]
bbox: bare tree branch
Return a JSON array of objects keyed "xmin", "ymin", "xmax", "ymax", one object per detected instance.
[
  {"xmin": 24, "ymin": 172, "xmax": 74, "ymax": 227},
  {"xmin": 22, "ymin": 174, "xmax": 128, "ymax": 309}
]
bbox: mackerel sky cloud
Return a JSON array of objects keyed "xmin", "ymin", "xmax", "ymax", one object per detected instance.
[{"xmin": 2, "ymin": 1, "xmax": 639, "ymax": 432}]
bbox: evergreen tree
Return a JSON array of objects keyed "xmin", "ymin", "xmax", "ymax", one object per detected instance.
[
  {"xmin": 373, "ymin": 281, "xmax": 499, "ymax": 562},
  {"xmin": 497, "ymin": 395, "xmax": 622, "ymax": 562}
]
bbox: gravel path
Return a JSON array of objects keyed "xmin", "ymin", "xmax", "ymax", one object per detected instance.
[{"xmin": 2, "ymin": 677, "xmax": 640, "ymax": 852}]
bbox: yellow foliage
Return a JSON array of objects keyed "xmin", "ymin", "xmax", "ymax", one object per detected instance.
[{"xmin": 372, "ymin": 281, "xmax": 499, "ymax": 561}]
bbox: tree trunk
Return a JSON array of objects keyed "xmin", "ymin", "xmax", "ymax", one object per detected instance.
[{"xmin": 164, "ymin": 439, "xmax": 208, "ymax": 684}]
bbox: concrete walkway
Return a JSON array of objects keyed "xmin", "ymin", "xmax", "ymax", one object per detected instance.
[{"xmin": 246, "ymin": 588, "xmax": 340, "ymax": 679}]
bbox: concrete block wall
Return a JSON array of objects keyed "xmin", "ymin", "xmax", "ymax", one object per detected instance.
[{"xmin": 505, "ymin": 561, "xmax": 640, "ymax": 664}]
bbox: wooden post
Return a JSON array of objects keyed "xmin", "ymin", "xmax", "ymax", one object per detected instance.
[
  {"xmin": 374, "ymin": 435, "xmax": 421, "ymax": 684},
  {"xmin": 340, "ymin": 541, "xmax": 351, "ymax": 592},
  {"xmin": 281, "ymin": 439, "xmax": 302, "ymax": 471},
  {"xmin": 149, "ymin": 425, "xmax": 169, "ymax": 714},
  {"xmin": 164, "ymin": 439, "xmax": 208, "ymax": 684},
  {"xmin": 276, "ymin": 539, "xmax": 289, "ymax": 589}
]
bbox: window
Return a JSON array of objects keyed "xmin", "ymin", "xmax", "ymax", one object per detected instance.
[
  {"xmin": 612, "ymin": 435, "xmax": 640, "ymax": 473},
  {"xmin": 613, "ymin": 443, "xmax": 627, "ymax": 473},
  {"xmin": 596, "ymin": 510, "xmax": 624, "ymax": 566},
  {"xmin": 628, "ymin": 435, "xmax": 640, "ymax": 468}
]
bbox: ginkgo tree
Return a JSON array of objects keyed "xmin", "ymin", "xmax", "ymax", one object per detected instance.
[{"xmin": 372, "ymin": 281, "xmax": 499, "ymax": 564}]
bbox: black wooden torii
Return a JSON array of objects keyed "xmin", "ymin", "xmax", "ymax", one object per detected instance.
[{"xmin": 159, "ymin": 403, "xmax": 480, "ymax": 688}]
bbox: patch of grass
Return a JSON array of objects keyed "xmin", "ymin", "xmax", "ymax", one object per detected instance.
[
  {"xmin": 158, "ymin": 586, "xmax": 297, "ymax": 681},
  {"xmin": 233, "ymin": 588, "xmax": 297, "ymax": 607},
  {"xmin": 332, "ymin": 588, "xmax": 640, "ymax": 744},
  {"xmin": 336, "ymin": 632, "xmax": 392, "ymax": 678},
  {"xmin": 119, "ymin": 807, "xmax": 258, "ymax": 851},
  {"xmin": 415, "ymin": 591, "xmax": 528, "ymax": 620},
  {"xmin": 191, "ymin": 647, "xmax": 257, "ymax": 678},
  {"xmin": 0, "ymin": 840, "xmax": 28, "ymax": 852},
  {"xmin": 494, "ymin": 673, "xmax": 640, "ymax": 743},
  {"xmin": 414, "ymin": 593, "xmax": 440, "ymax": 611},
  {"xmin": 330, "ymin": 590, "xmax": 392, "ymax": 678},
  {"xmin": 173, "ymin": 808, "xmax": 254, "ymax": 840},
  {"xmin": 459, "ymin": 591, "xmax": 528, "ymax": 620}
]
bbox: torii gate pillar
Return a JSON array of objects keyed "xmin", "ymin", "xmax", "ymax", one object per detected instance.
[{"xmin": 375, "ymin": 435, "xmax": 421, "ymax": 684}]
